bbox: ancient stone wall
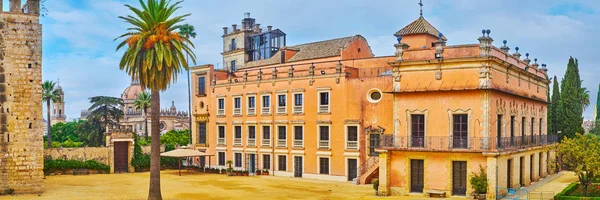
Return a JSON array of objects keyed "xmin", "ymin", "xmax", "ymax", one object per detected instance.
[
  {"xmin": 44, "ymin": 147, "xmax": 111, "ymax": 165},
  {"xmin": 0, "ymin": 0, "xmax": 44, "ymax": 195}
]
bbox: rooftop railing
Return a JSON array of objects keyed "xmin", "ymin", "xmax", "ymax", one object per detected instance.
[{"xmin": 379, "ymin": 135, "xmax": 558, "ymax": 152}]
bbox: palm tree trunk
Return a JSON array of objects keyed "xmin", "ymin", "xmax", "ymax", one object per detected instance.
[
  {"xmin": 148, "ymin": 88, "xmax": 162, "ymax": 200},
  {"xmin": 46, "ymin": 99, "xmax": 52, "ymax": 148},
  {"xmin": 144, "ymin": 107, "xmax": 149, "ymax": 141},
  {"xmin": 186, "ymin": 52, "xmax": 192, "ymax": 145}
]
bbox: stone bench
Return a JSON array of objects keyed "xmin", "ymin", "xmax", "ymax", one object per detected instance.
[
  {"xmin": 426, "ymin": 190, "xmax": 446, "ymax": 198},
  {"xmin": 73, "ymin": 168, "xmax": 90, "ymax": 176}
]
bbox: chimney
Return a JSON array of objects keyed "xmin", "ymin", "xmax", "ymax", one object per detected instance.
[
  {"xmin": 28, "ymin": 0, "xmax": 40, "ymax": 15},
  {"xmin": 9, "ymin": 0, "xmax": 21, "ymax": 13},
  {"xmin": 223, "ymin": 27, "xmax": 228, "ymax": 35},
  {"xmin": 267, "ymin": 26, "xmax": 273, "ymax": 32},
  {"xmin": 232, "ymin": 24, "xmax": 238, "ymax": 32},
  {"xmin": 255, "ymin": 24, "xmax": 261, "ymax": 32}
]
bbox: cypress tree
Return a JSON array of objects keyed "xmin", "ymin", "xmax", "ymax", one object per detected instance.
[
  {"xmin": 596, "ymin": 83, "xmax": 600, "ymax": 123},
  {"xmin": 549, "ymin": 76, "xmax": 561, "ymax": 135},
  {"xmin": 560, "ymin": 57, "xmax": 584, "ymax": 140}
]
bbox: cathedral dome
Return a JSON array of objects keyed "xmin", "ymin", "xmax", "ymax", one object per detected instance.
[{"xmin": 122, "ymin": 80, "xmax": 143, "ymax": 100}]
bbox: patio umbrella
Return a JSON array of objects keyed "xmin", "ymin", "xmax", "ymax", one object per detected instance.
[{"xmin": 160, "ymin": 148, "xmax": 213, "ymax": 176}]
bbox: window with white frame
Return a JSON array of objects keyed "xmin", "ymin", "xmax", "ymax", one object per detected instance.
[
  {"xmin": 217, "ymin": 126, "xmax": 226, "ymax": 145},
  {"xmin": 262, "ymin": 126, "xmax": 271, "ymax": 146},
  {"xmin": 217, "ymin": 98, "xmax": 225, "ymax": 116},
  {"xmin": 218, "ymin": 152, "xmax": 225, "ymax": 166},
  {"xmin": 247, "ymin": 96, "xmax": 256, "ymax": 115},
  {"xmin": 233, "ymin": 97, "xmax": 242, "ymax": 116},
  {"xmin": 319, "ymin": 157, "xmax": 330, "ymax": 175},
  {"xmin": 277, "ymin": 125, "xmax": 287, "ymax": 147},
  {"xmin": 278, "ymin": 155, "xmax": 287, "ymax": 171},
  {"xmin": 319, "ymin": 126, "xmax": 330, "ymax": 148},
  {"xmin": 234, "ymin": 153, "xmax": 242, "ymax": 168},
  {"xmin": 293, "ymin": 126, "xmax": 303, "ymax": 148},
  {"xmin": 234, "ymin": 126, "xmax": 242, "ymax": 146},
  {"xmin": 346, "ymin": 125, "xmax": 358, "ymax": 149},
  {"xmin": 262, "ymin": 95, "xmax": 271, "ymax": 114},
  {"xmin": 277, "ymin": 94, "xmax": 286, "ymax": 114},
  {"xmin": 248, "ymin": 126, "xmax": 256, "ymax": 146},
  {"xmin": 293, "ymin": 93, "xmax": 303, "ymax": 114},
  {"xmin": 318, "ymin": 91, "xmax": 330, "ymax": 113},
  {"xmin": 263, "ymin": 154, "xmax": 271, "ymax": 170}
]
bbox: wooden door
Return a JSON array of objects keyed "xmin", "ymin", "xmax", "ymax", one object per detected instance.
[
  {"xmin": 410, "ymin": 159, "xmax": 424, "ymax": 193},
  {"xmin": 114, "ymin": 142, "xmax": 129, "ymax": 173},
  {"xmin": 347, "ymin": 159, "xmax": 357, "ymax": 181},
  {"xmin": 294, "ymin": 156, "xmax": 302, "ymax": 178},
  {"xmin": 452, "ymin": 161, "xmax": 467, "ymax": 195}
]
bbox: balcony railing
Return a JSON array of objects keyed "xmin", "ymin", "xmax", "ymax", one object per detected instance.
[
  {"xmin": 293, "ymin": 106, "xmax": 303, "ymax": 114},
  {"xmin": 217, "ymin": 109, "xmax": 225, "ymax": 116},
  {"xmin": 248, "ymin": 138, "xmax": 256, "ymax": 147},
  {"xmin": 347, "ymin": 141, "xmax": 358, "ymax": 149},
  {"xmin": 248, "ymin": 107, "xmax": 256, "ymax": 115},
  {"xmin": 262, "ymin": 139, "xmax": 271, "ymax": 147},
  {"xmin": 293, "ymin": 140, "xmax": 303, "ymax": 148},
  {"xmin": 217, "ymin": 138, "xmax": 225, "ymax": 145},
  {"xmin": 233, "ymin": 108, "xmax": 241, "ymax": 116},
  {"xmin": 277, "ymin": 107, "xmax": 286, "ymax": 114},
  {"xmin": 262, "ymin": 107, "xmax": 270, "ymax": 115},
  {"xmin": 277, "ymin": 139, "xmax": 287, "ymax": 147},
  {"xmin": 319, "ymin": 140, "xmax": 330, "ymax": 149},
  {"xmin": 379, "ymin": 135, "xmax": 558, "ymax": 152},
  {"xmin": 318, "ymin": 105, "xmax": 329, "ymax": 113},
  {"xmin": 234, "ymin": 138, "xmax": 242, "ymax": 146}
]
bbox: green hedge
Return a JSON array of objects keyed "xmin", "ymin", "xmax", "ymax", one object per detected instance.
[
  {"xmin": 44, "ymin": 158, "xmax": 110, "ymax": 174},
  {"xmin": 555, "ymin": 183, "xmax": 600, "ymax": 200}
]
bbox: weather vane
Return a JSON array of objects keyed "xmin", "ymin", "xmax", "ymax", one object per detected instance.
[{"xmin": 419, "ymin": 0, "xmax": 423, "ymax": 17}]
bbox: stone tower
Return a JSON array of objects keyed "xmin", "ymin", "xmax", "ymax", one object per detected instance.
[
  {"xmin": 51, "ymin": 80, "xmax": 66, "ymax": 125},
  {"xmin": 0, "ymin": 0, "xmax": 44, "ymax": 195}
]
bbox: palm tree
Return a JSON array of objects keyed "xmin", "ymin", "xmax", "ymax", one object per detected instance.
[
  {"xmin": 42, "ymin": 80, "xmax": 60, "ymax": 148},
  {"xmin": 88, "ymin": 96, "xmax": 124, "ymax": 130},
  {"xmin": 179, "ymin": 23, "xmax": 196, "ymax": 144},
  {"xmin": 115, "ymin": 1, "xmax": 196, "ymax": 199},
  {"xmin": 134, "ymin": 91, "xmax": 151, "ymax": 140},
  {"xmin": 581, "ymin": 87, "xmax": 590, "ymax": 111}
]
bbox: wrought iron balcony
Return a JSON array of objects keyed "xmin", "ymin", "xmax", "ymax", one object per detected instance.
[
  {"xmin": 319, "ymin": 140, "xmax": 330, "ymax": 149},
  {"xmin": 379, "ymin": 135, "xmax": 558, "ymax": 152},
  {"xmin": 233, "ymin": 108, "xmax": 242, "ymax": 116},
  {"xmin": 347, "ymin": 141, "xmax": 358, "ymax": 150},
  {"xmin": 217, "ymin": 109, "xmax": 225, "ymax": 116},
  {"xmin": 277, "ymin": 107, "xmax": 286, "ymax": 114},
  {"xmin": 261, "ymin": 139, "xmax": 271, "ymax": 147},
  {"xmin": 247, "ymin": 138, "xmax": 256, "ymax": 147},
  {"xmin": 293, "ymin": 140, "xmax": 303, "ymax": 148},
  {"xmin": 217, "ymin": 138, "xmax": 225, "ymax": 146},
  {"xmin": 261, "ymin": 107, "xmax": 270, "ymax": 115},
  {"xmin": 277, "ymin": 139, "xmax": 287, "ymax": 147},
  {"xmin": 234, "ymin": 138, "xmax": 242, "ymax": 146},
  {"xmin": 247, "ymin": 107, "xmax": 256, "ymax": 115},
  {"xmin": 318, "ymin": 105, "xmax": 329, "ymax": 113},
  {"xmin": 293, "ymin": 106, "xmax": 303, "ymax": 114}
]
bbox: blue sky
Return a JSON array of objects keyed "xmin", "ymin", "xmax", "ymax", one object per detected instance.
[{"xmin": 37, "ymin": 0, "xmax": 600, "ymax": 121}]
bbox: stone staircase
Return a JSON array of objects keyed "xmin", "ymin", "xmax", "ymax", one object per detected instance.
[{"xmin": 357, "ymin": 156, "xmax": 379, "ymax": 184}]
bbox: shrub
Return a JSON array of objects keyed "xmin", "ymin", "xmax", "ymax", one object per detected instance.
[
  {"xmin": 373, "ymin": 179, "xmax": 379, "ymax": 191},
  {"xmin": 44, "ymin": 158, "xmax": 109, "ymax": 174},
  {"xmin": 470, "ymin": 165, "xmax": 488, "ymax": 194}
]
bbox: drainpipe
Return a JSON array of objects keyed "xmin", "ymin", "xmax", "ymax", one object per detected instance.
[{"xmin": 272, "ymin": 89, "xmax": 275, "ymax": 176}]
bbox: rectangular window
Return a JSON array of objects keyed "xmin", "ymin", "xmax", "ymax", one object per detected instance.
[
  {"xmin": 217, "ymin": 98, "xmax": 225, "ymax": 116},
  {"xmin": 411, "ymin": 114, "xmax": 425, "ymax": 147},
  {"xmin": 531, "ymin": 117, "xmax": 535, "ymax": 143},
  {"xmin": 318, "ymin": 92, "xmax": 330, "ymax": 113},
  {"xmin": 277, "ymin": 94, "xmax": 286, "ymax": 114},
  {"xmin": 231, "ymin": 38, "xmax": 236, "ymax": 50},
  {"xmin": 521, "ymin": 117, "xmax": 526, "ymax": 144},
  {"xmin": 293, "ymin": 126, "xmax": 303, "ymax": 148},
  {"xmin": 218, "ymin": 126, "xmax": 226, "ymax": 145},
  {"xmin": 347, "ymin": 125, "xmax": 358, "ymax": 149},
  {"xmin": 233, "ymin": 97, "xmax": 241, "ymax": 115},
  {"xmin": 248, "ymin": 126, "xmax": 256, "ymax": 146},
  {"xmin": 263, "ymin": 154, "xmax": 271, "ymax": 170},
  {"xmin": 197, "ymin": 77, "xmax": 206, "ymax": 95},
  {"xmin": 278, "ymin": 126, "xmax": 287, "ymax": 147},
  {"xmin": 218, "ymin": 152, "xmax": 225, "ymax": 166},
  {"xmin": 278, "ymin": 155, "xmax": 287, "ymax": 171},
  {"xmin": 262, "ymin": 126, "xmax": 271, "ymax": 146},
  {"xmin": 319, "ymin": 126, "xmax": 330, "ymax": 148},
  {"xmin": 293, "ymin": 93, "xmax": 303, "ymax": 114},
  {"xmin": 539, "ymin": 118, "xmax": 542, "ymax": 135},
  {"xmin": 198, "ymin": 122, "xmax": 206, "ymax": 144},
  {"xmin": 452, "ymin": 114, "xmax": 468, "ymax": 149},
  {"xmin": 231, "ymin": 60, "xmax": 237, "ymax": 71},
  {"xmin": 319, "ymin": 157, "xmax": 330, "ymax": 175},
  {"xmin": 234, "ymin": 126, "xmax": 242, "ymax": 146},
  {"xmin": 235, "ymin": 153, "xmax": 242, "ymax": 168},
  {"xmin": 262, "ymin": 95, "xmax": 271, "ymax": 114},
  {"xmin": 510, "ymin": 116, "xmax": 515, "ymax": 146},
  {"xmin": 497, "ymin": 115, "xmax": 502, "ymax": 148}
]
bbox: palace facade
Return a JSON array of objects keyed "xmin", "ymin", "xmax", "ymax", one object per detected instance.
[{"xmin": 191, "ymin": 12, "xmax": 557, "ymax": 198}]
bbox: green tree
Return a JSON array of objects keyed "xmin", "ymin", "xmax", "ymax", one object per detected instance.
[
  {"xmin": 51, "ymin": 121, "xmax": 81, "ymax": 143},
  {"xmin": 557, "ymin": 133, "xmax": 600, "ymax": 197},
  {"xmin": 134, "ymin": 91, "xmax": 151, "ymax": 140},
  {"xmin": 560, "ymin": 57, "xmax": 584, "ymax": 140},
  {"xmin": 42, "ymin": 80, "xmax": 61, "ymax": 148},
  {"xmin": 115, "ymin": 0, "xmax": 196, "ymax": 199},
  {"xmin": 179, "ymin": 23, "xmax": 196, "ymax": 145},
  {"xmin": 581, "ymin": 86, "xmax": 590, "ymax": 112},
  {"xmin": 76, "ymin": 117, "xmax": 105, "ymax": 147},
  {"xmin": 88, "ymin": 96, "xmax": 124, "ymax": 128},
  {"xmin": 160, "ymin": 129, "xmax": 190, "ymax": 147},
  {"xmin": 549, "ymin": 76, "xmax": 561, "ymax": 135}
]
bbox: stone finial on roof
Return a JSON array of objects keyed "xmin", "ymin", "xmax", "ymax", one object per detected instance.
[
  {"xmin": 243, "ymin": 70, "xmax": 248, "ymax": 82},
  {"xmin": 500, "ymin": 40, "xmax": 510, "ymax": 53},
  {"xmin": 289, "ymin": 66, "xmax": 294, "ymax": 78},
  {"xmin": 478, "ymin": 29, "xmax": 493, "ymax": 57},
  {"xmin": 309, "ymin": 63, "xmax": 315, "ymax": 76},
  {"xmin": 272, "ymin": 67, "xmax": 278, "ymax": 79},
  {"xmin": 257, "ymin": 69, "xmax": 262, "ymax": 80},
  {"xmin": 512, "ymin": 47, "xmax": 522, "ymax": 59},
  {"xmin": 532, "ymin": 58, "xmax": 539, "ymax": 69},
  {"xmin": 394, "ymin": 36, "xmax": 410, "ymax": 61},
  {"xmin": 523, "ymin": 53, "xmax": 531, "ymax": 64}
]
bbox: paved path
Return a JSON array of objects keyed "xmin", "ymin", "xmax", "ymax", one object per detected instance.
[{"xmin": 501, "ymin": 171, "xmax": 577, "ymax": 200}]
